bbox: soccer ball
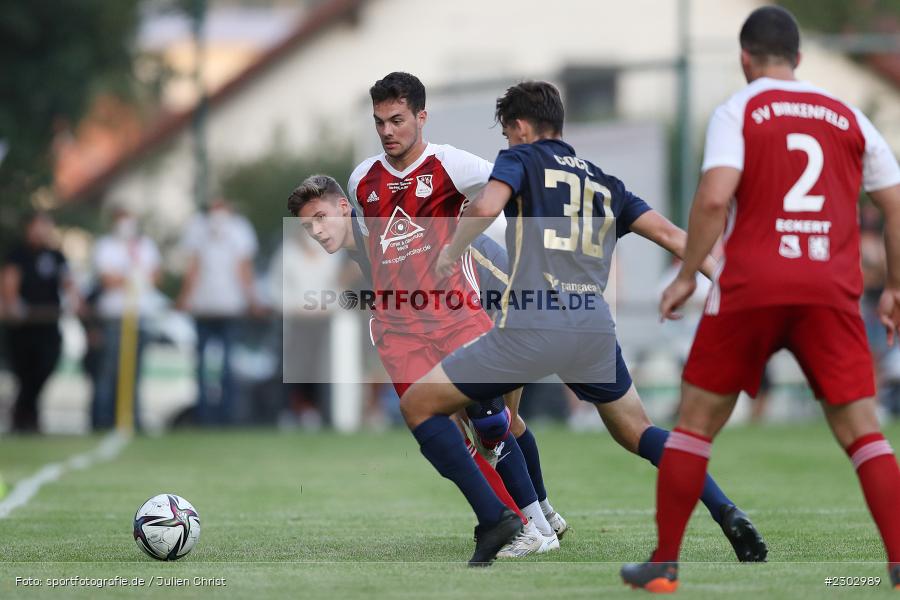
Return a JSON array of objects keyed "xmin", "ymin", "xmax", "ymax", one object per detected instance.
[{"xmin": 133, "ymin": 494, "xmax": 201, "ymax": 560}]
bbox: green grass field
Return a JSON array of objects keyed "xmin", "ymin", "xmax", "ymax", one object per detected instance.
[{"xmin": 1, "ymin": 422, "xmax": 898, "ymax": 598}]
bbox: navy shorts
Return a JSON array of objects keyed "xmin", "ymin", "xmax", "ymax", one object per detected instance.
[{"xmin": 442, "ymin": 327, "xmax": 632, "ymax": 404}]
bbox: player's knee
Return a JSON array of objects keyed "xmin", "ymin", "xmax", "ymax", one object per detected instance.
[
  {"xmin": 823, "ymin": 397, "xmax": 881, "ymax": 448},
  {"xmin": 675, "ymin": 383, "xmax": 736, "ymax": 438},
  {"xmin": 466, "ymin": 399, "xmax": 510, "ymax": 446},
  {"xmin": 399, "ymin": 388, "xmax": 426, "ymax": 428},
  {"xmin": 604, "ymin": 418, "xmax": 644, "ymax": 454},
  {"xmin": 509, "ymin": 413, "xmax": 526, "ymax": 437}
]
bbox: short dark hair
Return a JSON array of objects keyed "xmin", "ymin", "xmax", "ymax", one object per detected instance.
[
  {"xmin": 495, "ymin": 81, "xmax": 564, "ymax": 136},
  {"xmin": 287, "ymin": 174, "xmax": 345, "ymax": 216},
  {"xmin": 740, "ymin": 6, "xmax": 800, "ymax": 67},
  {"xmin": 369, "ymin": 72, "xmax": 426, "ymax": 114}
]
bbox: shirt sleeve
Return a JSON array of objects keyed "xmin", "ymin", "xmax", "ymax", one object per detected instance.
[
  {"xmin": 439, "ymin": 145, "xmax": 493, "ymax": 199},
  {"xmin": 347, "ymin": 159, "xmax": 376, "ymax": 236},
  {"xmin": 94, "ymin": 238, "xmax": 119, "ymax": 274},
  {"xmin": 489, "ymin": 149, "xmax": 526, "ymax": 197},
  {"xmin": 608, "ymin": 176, "xmax": 653, "ymax": 238},
  {"xmin": 235, "ymin": 217, "xmax": 259, "ymax": 258},
  {"xmin": 853, "ymin": 107, "xmax": 900, "ymax": 192},
  {"xmin": 469, "ymin": 235, "xmax": 509, "ymax": 298},
  {"xmin": 701, "ymin": 101, "xmax": 745, "ymax": 173}
]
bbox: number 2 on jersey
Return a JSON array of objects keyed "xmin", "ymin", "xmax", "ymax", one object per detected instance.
[
  {"xmin": 543, "ymin": 169, "xmax": 613, "ymax": 257},
  {"xmin": 784, "ymin": 133, "xmax": 825, "ymax": 212}
]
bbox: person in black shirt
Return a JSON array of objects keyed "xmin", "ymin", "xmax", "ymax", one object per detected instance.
[{"xmin": 1, "ymin": 212, "xmax": 77, "ymax": 433}]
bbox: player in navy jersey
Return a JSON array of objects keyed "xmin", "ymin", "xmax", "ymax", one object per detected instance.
[{"xmin": 401, "ymin": 81, "xmax": 767, "ymax": 566}]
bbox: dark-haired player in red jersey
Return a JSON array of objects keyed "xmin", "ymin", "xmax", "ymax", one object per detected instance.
[
  {"xmin": 623, "ymin": 6, "xmax": 900, "ymax": 592},
  {"xmin": 347, "ymin": 72, "xmax": 564, "ymax": 561}
]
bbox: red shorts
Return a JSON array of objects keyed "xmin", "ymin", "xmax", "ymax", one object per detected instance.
[
  {"xmin": 683, "ymin": 305, "xmax": 875, "ymax": 405},
  {"xmin": 374, "ymin": 312, "xmax": 493, "ymax": 397}
]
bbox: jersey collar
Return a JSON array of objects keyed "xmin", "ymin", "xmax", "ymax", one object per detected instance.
[
  {"xmin": 534, "ymin": 138, "xmax": 575, "ymax": 155},
  {"xmin": 378, "ymin": 143, "xmax": 436, "ymax": 179}
]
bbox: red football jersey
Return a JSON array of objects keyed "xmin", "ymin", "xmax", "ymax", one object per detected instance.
[
  {"xmin": 701, "ymin": 78, "xmax": 900, "ymax": 315},
  {"xmin": 348, "ymin": 143, "xmax": 493, "ymax": 337}
]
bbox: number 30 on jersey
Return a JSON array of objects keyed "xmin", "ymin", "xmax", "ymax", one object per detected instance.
[{"xmin": 542, "ymin": 169, "xmax": 614, "ymax": 258}]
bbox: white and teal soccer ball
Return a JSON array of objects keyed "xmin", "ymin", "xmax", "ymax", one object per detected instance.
[{"xmin": 133, "ymin": 494, "xmax": 201, "ymax": 560}]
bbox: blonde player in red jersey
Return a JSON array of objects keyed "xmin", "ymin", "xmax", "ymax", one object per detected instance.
[
  {"xmin": 348, "ymin": 72, "xmax": 564, "ymax": 560},
  {"xmin": 622, "ymin": 6, "xmax": 900, "ymax": 592}
]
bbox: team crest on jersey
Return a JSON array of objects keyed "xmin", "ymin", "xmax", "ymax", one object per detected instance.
[
  {"xmin": 415, "ymin": 174, "xmax": 433, "ymax": 198},
  {"xmin": 808, "ymin": 235, "xmax": 830, "ymax": 261},
  {"xmin": 380, "ymin": 205, "xmax": 426, "ymax": 253}
]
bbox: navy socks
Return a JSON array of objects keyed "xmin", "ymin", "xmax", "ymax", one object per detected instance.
[
  {"xmin": 493, "ymin": 432, "xmax": 539, "ymax": 509},
  {"xmin": 412, "ymin": 415, "xmax": 506, "ymax": 526},
  {"xmin": 516, "ymin": 428, "xmax": 548, "ymax": 503},
  {"xmin": 638, "ymin": 425, "xmax": 733, "ymax": 524}
]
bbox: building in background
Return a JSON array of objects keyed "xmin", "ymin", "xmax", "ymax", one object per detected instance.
[
  {"xmin": 55, "ymin": 0, "xmax": 900, "ymax": 346},
  {"xmin": 59, "ymin": 0, "xmax": 900, "ymax": 243},
  {"xmin": 25, "ymin": 0, "xmax": 900, "ymax": 431}
]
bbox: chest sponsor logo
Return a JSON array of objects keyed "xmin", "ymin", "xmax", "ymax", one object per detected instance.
[
  {"xmin": 366, "ymin": 191, "xmax": 380, "ymax": 203},
  {"xmin": 387, "ymin": 179, "xmax": 412, "ymax": 192},
  {"xmin": 415, "ymin": 174, "xmax": 433, "ymax": 198},
  {"xmin": 379, "ymin": 205, "xmax": 427, "ymax": 257},
  {"xmin": 778, "ymin": 234, "xmax": 802, "ymax": 259}
]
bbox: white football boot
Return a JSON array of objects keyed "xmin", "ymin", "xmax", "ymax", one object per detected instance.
[
  {"xmin": 496, "ymin": 519, "xmax": 559, "ymax": 558},
  {"xmin": 536, "ymin": 528, "xmax": 560, "ymax": 553},
  {"xmin": 545, "ymin": 510, "xmax": 569, "ymax": 540}
]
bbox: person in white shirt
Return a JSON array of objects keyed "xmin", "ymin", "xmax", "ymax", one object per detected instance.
[
  {"xmin": 92, "ymin": 207, "xmax": 163, "ymax": 431},
  {"xmin": 177, "ymin": 198, "xmax": 259, "ymax": 425},
  {"xmin": 268, "ymin": 223, "xmax": 345, "ymax": 429}
]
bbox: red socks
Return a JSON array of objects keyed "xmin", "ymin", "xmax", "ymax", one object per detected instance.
[
  {"xmin": 649, "ymin": 427, "xmax": 900, "ymax": 568},
  {"xmin": 846, "ymin": 433, "xmax": 900, "ymax": 564},
  {"xmin": 652, "ymin": 428, "xmax": 712, "ymax": 562},
  {"xmin": 466, "ymin": 438, "xmax": 526, "ymax": 524}
]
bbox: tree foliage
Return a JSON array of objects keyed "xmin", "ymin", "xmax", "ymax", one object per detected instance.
[
  {"xmin": 219, "ymin": 145, "xmax": 355, "ymax": 259},
  {"xmin": 0, "ymin": 0, "xmax": 140, "ymax": 227},
  {"xmin": 779, "ymin": 0, "xmax": 900, "ymax": 33}
]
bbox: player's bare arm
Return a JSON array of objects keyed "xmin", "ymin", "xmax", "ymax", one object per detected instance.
[
  {"xmin": 436, "ymin": 180, "xmax": 512, "ymax": 278},
  {"xmin": 175, "ymin": 255, "xmax": 199, "ymax": 311},
  {"xmin": 870, "ymin": 183, "xmax": 900, "ymax": 344},
  {"xmin": 0, "ymin": 263, "xmax": 22, "ymax": 319},
  {"xmin": 628, "ymin": 210, "xmax": 718, "ymax": 279},
  {"xmin": 660, "ymin": 166, "xmax": 740, "ymax": 320}
]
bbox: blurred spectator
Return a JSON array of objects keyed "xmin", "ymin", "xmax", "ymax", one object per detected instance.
[
  {"xmin": 859, "ymin": 203, "xmax": 900, "ymax": 416},
  {"xmin": 1, "ymin": 212, "xmax": 78, "ymax": 433},
  {"xmin": 269, "ymin": 225, "xmax": 345, "ymax": 429},
  {"xmin": 92, "ymin": 207, "xmax": 163, "ymax": 431},
  {"xmin": 78, "ymin": 281, "xmax": 105, "ymax": 396},
  {"xmin": 861, "ymin": 203, "xmax": 888, "ymax": 353},
  {"xmin": 177, "ymin": 198, "xmax": 260, "ymax": 425}
]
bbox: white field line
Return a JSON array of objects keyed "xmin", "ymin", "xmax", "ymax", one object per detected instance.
[{"xmin": 0, "ymin": 432, "xmax": 130, "ymax": 519}]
